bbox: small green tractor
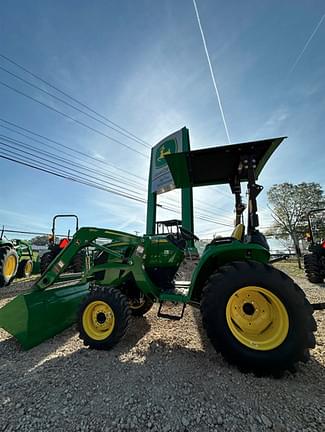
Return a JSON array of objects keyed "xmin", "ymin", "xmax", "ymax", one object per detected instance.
[
  {"xmin": 304, "ymin": 208, "xmax": 325, "ymax": 283},
  {"xmin": 0, "ymin": 227, "xmax": 36, "ymax": 287},
  {"xmin": 0, "ymin": 132, "xmax": 316, "ymax": 376},
  {"xmin": 40, "ymin": 214, "xmax": 84, "ymax": 274}
]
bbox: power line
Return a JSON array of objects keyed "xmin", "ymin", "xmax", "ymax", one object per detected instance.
[
  {"xmin": 0, "ymin": 118, "xmax": 235, "ymax": 222},
  {"xmin": 0, "ymin": 139, "xmax": 144, "ymax": 197},
  {"xmin": 1, "ymin": 56, "xmax": 233, "ymax": 216},
  {"xmin": 0, "ymin": 64, "xmax": 150, "ymax": 148},
  {"xmin": 0, "ymin": 117, "xmax": 147, "ymax": 182},
  {"xmin": 0, "ymin": 148, "xmax": 147, "ymax": 204},
  {"xmin": 0, "ymin": 134, "xmax": 144, "ymax": 191},
  {"xmin": 0, "ymin": 52, "xmax": 150, "ymax": 147},
  {"xmin": 0, "ymin": 119, "xmax": 269, "ymax": 223},
  {"xmin": 0, "ymin": 55, "xmax": 270, "ymax": 221},
  {"xmin": 0, "ymin": 58, "xmax": 240, "ymax": 221},
  {"xmin": 1, "ymin": 229, "xmax": 71, "ymax": 238},
  {"xmin": 0, "ymin": 118, "xmax": 235, "ymax": 219},
  {"xmin": 0, "ymin": 147, "xmax": 234, "ymax": 228},
  {"xmin": 0, "ymin": 80, "xmax": 147, "ymax": 157}
]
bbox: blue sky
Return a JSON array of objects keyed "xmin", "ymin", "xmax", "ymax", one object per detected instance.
[{"xmin": 0, "ymin": 0, "xmax": 324, "ymax": 241}]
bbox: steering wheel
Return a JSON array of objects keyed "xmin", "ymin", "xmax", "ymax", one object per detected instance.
[{"xmin": 180, "ymin": 227, "xmax": 199, "ymax": 241}]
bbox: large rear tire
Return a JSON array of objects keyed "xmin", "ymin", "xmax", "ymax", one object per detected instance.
[
  {"xmin": 0, "ymin": 247, "xmax": 19, "ymax": 287},
  {"xmin": 200, "ymin": 261, "xmax": 316, "ymax": 376},
  {"xmin": 78, "ymin": 286, "xmax": 130, "ymax": 349},
  {"xmin": 304, "ymin": 254, "xmax": 323, "ymax": 283}
]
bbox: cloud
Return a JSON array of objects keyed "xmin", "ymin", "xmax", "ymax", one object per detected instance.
[{"xmin": 0, "ymin": 209, "xmax": 49, "ymax": 231}]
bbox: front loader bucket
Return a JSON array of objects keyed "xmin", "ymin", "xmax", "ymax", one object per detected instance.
[{"xmin": 0, "ymin": 283, "xmax": 89, "ymax": 349}]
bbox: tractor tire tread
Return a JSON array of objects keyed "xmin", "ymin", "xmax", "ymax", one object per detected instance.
[
  {"xmin": 17, "ymin": 259, "xmax": 33, "ymax": 278},
  {"xmin": 78, "ymin": 286, "xmax": 131, "ymax": 350},
  {"xmin": 0, "ymin": 246, "xmax": 18, "ymax": 287},
  {"xmin": 200, "ymin": 260, "xmax": 316, "ymax": 376},
  {"xmin": 304, "ymin": 254, "xmax": 323, "ymax": 283}
]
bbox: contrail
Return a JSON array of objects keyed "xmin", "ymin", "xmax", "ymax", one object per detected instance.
[
  {"xmin": 192, "ymin": 0, "xmax": 231, "ymax": 144},
  {"xmin": 289, "ymin": 13, "xmax": 325, "ymax": 74}
]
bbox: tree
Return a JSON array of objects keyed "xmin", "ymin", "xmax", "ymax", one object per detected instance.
[
  {"xmin": 267, "ymin": 182, "xmax": 325, "ymax": 268},
  {"xmin": 30, "ymin": 235, "xmax": 49, "ymax": 246}
]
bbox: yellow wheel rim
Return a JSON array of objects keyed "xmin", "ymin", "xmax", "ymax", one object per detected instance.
[
  {"xmin": 3, "ymin": 255, "xmax": 17, "ymax": 278},
  {"xmin": 82, "ymin": 300, "xmax": 115, "ymax": 340},
  {"xmin": 25, "ymin": 261, "xmax": 33, "ymax": 276},
  {"xmin": 226, "ymin": 286, "xmax": 289, "ymax": 351}
]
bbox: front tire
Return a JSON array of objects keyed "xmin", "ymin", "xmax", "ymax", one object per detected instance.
[
  {"xmin": 200, "ymin": 261, "xmax": 316, "ymax": 376},
  {"xmin": 0, "ymin": 247, "xmax": 19, "ymax": 287},
  {"xmin": 17, "ymin": 259, "xmax": 34, "ymax": 278},
  {"xmin": 78, "ymin": 286, "xmax": 130, "ymax": 349}
]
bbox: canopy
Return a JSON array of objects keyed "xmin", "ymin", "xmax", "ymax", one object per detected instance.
[{"xmin": 165, "ymin": 137, "xmax": 285, "ymax": 188}]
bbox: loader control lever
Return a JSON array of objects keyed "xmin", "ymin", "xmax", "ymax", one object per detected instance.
[{"xmin": 179, "ymin": 227, "xmax": 199, "ymax": 241}]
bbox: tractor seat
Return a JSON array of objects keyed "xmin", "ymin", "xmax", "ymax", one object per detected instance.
[
  {"xmin": 231, "ymin": 224, "xmax": 245, "ymax": 241},
  {"xmin": 208, "ymin": 223, "xmax": 245, "ymax": 246}
]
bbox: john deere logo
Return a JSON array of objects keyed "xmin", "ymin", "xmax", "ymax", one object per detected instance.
[{"xmin": 155, "ymin": 139, "xmax": 176, "ymax": 168}]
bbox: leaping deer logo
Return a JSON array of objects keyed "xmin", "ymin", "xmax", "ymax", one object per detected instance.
[{"xmin": 157, "ymin": 145, "xmax": 172, "ymax": 161}]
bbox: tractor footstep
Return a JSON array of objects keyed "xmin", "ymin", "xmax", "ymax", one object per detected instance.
[{"xmin": 157, "ymin": 301, "xmax": 186, "ymax": 321}]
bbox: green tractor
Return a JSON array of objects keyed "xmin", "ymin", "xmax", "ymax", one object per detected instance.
[
  {"xmin": 0, "ymin": 227, "xmax": 36, "ymax": 287},
  {"xmin": 304, "ymin": 208, "xmax": 325, "ymax": 283},
  {"xmin": 0, "ymin": 131, "xmax": 316, "ymax": 376}
]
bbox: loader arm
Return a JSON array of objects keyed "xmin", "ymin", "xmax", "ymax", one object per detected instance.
[
  {"xmin": 0, "ymin": 227, "xmax": 143, "ymax": 349},
  {"xmin": 34, "ymin": 227, "xmax": 141, "ymax": 291}
]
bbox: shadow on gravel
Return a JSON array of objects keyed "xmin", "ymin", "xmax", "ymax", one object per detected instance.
[
  {"xmin": 0, "ymin": 328, "xmax": 324, "ymax": 432},
  {"xmin": 0, "ymin": 279, "xmax": 37, "ymax": 301},
  {"xmin": 0, "ymin": 315, "xmax": 151, "ymax": 377}
]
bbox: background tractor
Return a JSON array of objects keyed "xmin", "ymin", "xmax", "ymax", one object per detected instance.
[
  {"xmin": 0, "ymin": 130, "xmax": 317, "ymax": 377},
  {"xmin": 40, "ymin": 214, "xmax": 84, "ymax": 274},
  {"xmin": 304, "ymin": 208, "xmax": 325, "ymax": 283},
  {"xmin": 0, "ymin": 227, "xmax": 37, "ymax": 287}
]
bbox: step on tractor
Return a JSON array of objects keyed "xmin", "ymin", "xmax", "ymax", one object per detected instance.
[
  {"xmin": 0, "ymin": 228, "xmax": 37, "ymax": 287},
  {"xmin": 40, "ymin": 214, "xmax": 84, "ymax": 274},
  {"xmin": 304, "ymin": 208, "xmax": 325, "ymax": 283},
  {"xmin": 0, "ymin": 129, "xmax": 316, "ymax": 376}
]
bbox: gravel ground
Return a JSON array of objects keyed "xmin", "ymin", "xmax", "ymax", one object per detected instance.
[{"xmin": 0, "ymin": 266, "xmax": 324, "ymax": 432}]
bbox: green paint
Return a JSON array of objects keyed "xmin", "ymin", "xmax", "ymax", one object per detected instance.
[{"xmin": 0, "ymin": 283, "xmax": 88, "ymax": 349}]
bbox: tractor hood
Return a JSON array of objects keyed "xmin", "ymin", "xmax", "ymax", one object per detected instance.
[{"xmin": 164, "ymin": 137, "xmax": 285, "ymax": 188}]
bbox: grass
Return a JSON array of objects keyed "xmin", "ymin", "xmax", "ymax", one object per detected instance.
[{"xmin": 273, "ymin": 258, "xmax": 305, "ymax": 278}]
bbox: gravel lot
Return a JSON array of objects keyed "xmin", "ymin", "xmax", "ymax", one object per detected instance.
[{"xmin": 0, "ymin": 264, "xmax": 324, "ymax": 432}]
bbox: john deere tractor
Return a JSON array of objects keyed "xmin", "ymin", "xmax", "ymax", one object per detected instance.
[
  {"xmin": 304, "ymin": 208, "xmax": 325, "ymax": 283},
  {"xmin": 0, "ymin": 130, "xmax": 316, "ymax": 376},
  {"xmin": 0, "ymin": 227, "xmax": 35, "ymax": 287}
]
